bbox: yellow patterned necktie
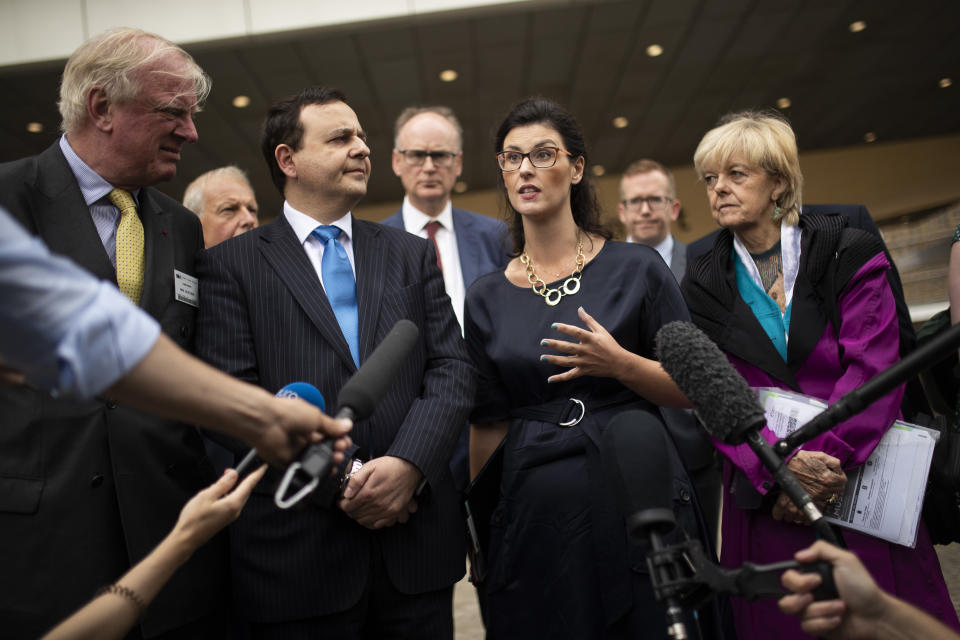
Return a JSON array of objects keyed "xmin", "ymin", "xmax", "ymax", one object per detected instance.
[{"xmin": 108, "ymin": 188, "xmax": 145, "ymax": 304}]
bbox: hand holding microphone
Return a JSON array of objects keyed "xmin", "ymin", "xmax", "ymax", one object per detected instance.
[
  {"xmin": 249, "ymin": 382, "xmax": 352, "ymax": 469},
  {"xmin": 236, "ymin": 381, "xmax": 351, "ymax": 476},
  {"xmin": 276, "ymin": 320, "xmax": 421, "ymax": 509}
]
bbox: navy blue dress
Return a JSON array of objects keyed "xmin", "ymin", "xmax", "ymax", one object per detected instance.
[{"xmin": 464, "ymin": 241, "xmax": 727, "ymax": 639}]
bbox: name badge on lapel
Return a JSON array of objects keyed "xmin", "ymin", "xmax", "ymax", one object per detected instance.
[{"xmin": 174, "ymin": 269, "xmax": 199, "ymax": 307}]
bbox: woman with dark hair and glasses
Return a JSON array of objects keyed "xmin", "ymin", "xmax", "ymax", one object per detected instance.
[{"xmin": 463, "ymin": 97, "xmax": 728, "ymax": 639}]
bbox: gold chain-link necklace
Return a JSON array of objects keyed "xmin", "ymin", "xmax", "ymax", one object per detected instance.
[{"xmin": 520, "ymin": 237, "xmax": 585, "ymax": 306}]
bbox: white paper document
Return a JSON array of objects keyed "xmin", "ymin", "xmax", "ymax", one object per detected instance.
[{"xmin": 756, "ymin": 388, "xmax": 938, "ymax": 548}]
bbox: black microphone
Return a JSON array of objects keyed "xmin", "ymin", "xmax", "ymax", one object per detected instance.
[
  {"xmin": 778, "ymin": 320, "xmax": 960, "ymax": 456},
  {"xmin": 333, "ymin": 318, "xmax": 420, "ymax": 421},
  {"xmin": 601, "ymin": 410, "xmax": 688, "ymax": 640},
  {"xmin": 274, "ymin": 319, "xmax": 420, "ymax": 508},
  {"xmin": 655, "ymin": 321, "xmax": 843, "ymax": 547}
]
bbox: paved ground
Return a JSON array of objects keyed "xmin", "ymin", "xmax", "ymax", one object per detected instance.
[
  {"xmin": 936, "ymin": 543, "xmax": 960, "ymax": 618},
  {"xmin": 454, "ymin": 573, "xmax": 484, "ymax": 640},
  {"xmin": 453, "ymin": 545, "xmax": 960, "ymax": 639}
]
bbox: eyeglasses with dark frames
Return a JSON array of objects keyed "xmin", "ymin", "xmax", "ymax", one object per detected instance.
[
  {"xmin": 496, "ymin": 146, "xmax": 572, "ymax": 172},
  {"xmin": 396, "ymin": 149, "xmax": 459, "ymax": 168},
  {"xmin": 620, "ymin": 195, "xmax": 674, "ymax": 212}
]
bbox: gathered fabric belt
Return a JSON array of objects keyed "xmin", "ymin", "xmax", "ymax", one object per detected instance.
[{"xmin": 508, "ymin": 389, "xmax": 647, "ymax": 427}]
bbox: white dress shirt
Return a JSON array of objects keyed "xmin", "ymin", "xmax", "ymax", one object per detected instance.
[
  {"xmin": 283, "ymin": 202, "xmax": 357, "ymax": 293},
  {"xmin": 626, "ymin": 233, "xmax": 675, "ymax": 270},
  {"xmin": 400, "ymin": 196, "xmax": 466, "ymax": 330}
]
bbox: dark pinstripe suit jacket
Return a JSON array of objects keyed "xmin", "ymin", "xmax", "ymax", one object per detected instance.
[{"xmin": 194, "ymin": 213, "xmax": 474, "ymax": 622}]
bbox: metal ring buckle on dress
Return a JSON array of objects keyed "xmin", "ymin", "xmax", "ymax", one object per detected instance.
[{"xmin": 558, "ymin": 398, "xmax": 585, "ymax": 427}]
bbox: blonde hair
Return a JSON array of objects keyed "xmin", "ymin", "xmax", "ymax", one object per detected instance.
[
  {"xmin": 693, "ymin": 110, "xmax": 802, "ymax": 225},
  {"xmin": 58, "ymin": 27, "xmax": 211, "ymax": 133},
  {"xmin": 182, "ymin": 166, "xmax": 251, "ymax": 218}
]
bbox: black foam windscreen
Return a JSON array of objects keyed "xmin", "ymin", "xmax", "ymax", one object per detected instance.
[
  {"xmin": 655, "ymin": 321, "xmax": 765, "ymax": 445},
  {"xmin": 336, "ymin": 319, "xmax": 419, "ymax": 420},
  {"xmin": 601, "ymin": 410, "xmax": 676, "ymax": 537}
]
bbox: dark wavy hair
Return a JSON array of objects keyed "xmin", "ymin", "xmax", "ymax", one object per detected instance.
[
  {"xmin": 261, "ymin": 86, "xmax": 347, "ymax": 194},
  {"xmin": 494, "ymin": 97, "xmax": 610, "ymax": 255}
]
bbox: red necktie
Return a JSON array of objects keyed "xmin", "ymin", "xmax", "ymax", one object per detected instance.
[{"xmin": 425, "ymin": 220, "xmax": 443, "ymax": 271}]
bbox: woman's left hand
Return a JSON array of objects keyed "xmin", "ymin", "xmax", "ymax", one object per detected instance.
[
  {"xmin": 540, "ymin": 307, "xmax": 628, "ymax": 383},
  {"xmin": 772, "ymin": 450, "xmax": 847, "ymax": 525}
]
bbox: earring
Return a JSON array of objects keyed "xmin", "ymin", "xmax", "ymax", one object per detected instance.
[{"xmin": 772, "ymin": 206, "xmax": 782, "ymax": 220}]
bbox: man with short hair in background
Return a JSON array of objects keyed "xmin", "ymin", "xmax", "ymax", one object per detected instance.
[
  {"xmin": 618, "ymin": 158, "xmax": 687, "ymax": 280},
  {"xmin": 0, "ymin": 27, "xmax": 226, "ymax": 639},
  {"xmin": 383, "ymin": 106, "xmax": 507, "ymax": 490},
  {"xmin": 619, "ymin": 158, "xmax": 721, "ymax": 535},
  {"xmin": 183, "ymin": 165, "xmax": 259, "ymax": 248},
  {"xmin": 383, "ymin": 106, "xmax": 508, "ymax": 329}
]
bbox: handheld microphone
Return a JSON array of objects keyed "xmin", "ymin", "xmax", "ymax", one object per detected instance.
[
  {"xmin": 333, "ymin": 318, "xmax": 420, "ymax": 421},
  {"xmin": 655, "ymin": 321, "xmax": 843, "ymax": 547},
  {"xmin": 601, "ymin": 409, "xmax": 840, "ymax": 618},
  {"xmin": 235, "ymin": 382, "xmax": 326, "ymax": 477},
  {"xmin": 601, "ymin": 410, "xmax": 689, "ymax": 639},
  {"xmin": 274, "ymin": 319, "xmax": 421, "ymax": 508}
]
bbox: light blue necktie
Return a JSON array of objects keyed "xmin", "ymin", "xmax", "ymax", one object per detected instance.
[{"xmin": 312, "ymin": 225, "xmax": 359, "ymax": 367}]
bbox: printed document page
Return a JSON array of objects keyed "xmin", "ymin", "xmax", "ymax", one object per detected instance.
[{"xmin": 756, "ymin": 388, "xmax": 938, "ymax": 548}]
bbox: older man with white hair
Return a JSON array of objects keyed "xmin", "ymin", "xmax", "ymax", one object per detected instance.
[
  {"xmin": 0, "ymin": 27, "xmax": 225, "ymax": 639},
  {"xmin": 183, "ymin": 166, "xmax": 259, "ymax": 248}
]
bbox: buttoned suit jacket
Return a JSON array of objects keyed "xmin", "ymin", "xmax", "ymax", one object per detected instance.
[
  {"xmin": 0, "ymin": 142, "xmax": 224, "ymax": 639},
  {"xmin": 381, "ymin": 207, "xmax": 510, "ymax": 287},
  {"xmin": 193, "ymin": 214, "xmax": 473, "ymax": 622}
]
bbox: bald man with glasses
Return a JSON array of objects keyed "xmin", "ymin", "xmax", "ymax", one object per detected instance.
[
  {"xmin": 618, "ymin": 158, "xmax": 687, "ymax": 280},
  {"xmin": 383, "ymin": 106, "xmax": 508, "ymax": 491},
  {"xmin": 385, "ymin": 106, "xmax": 508, "ymax": 330}
]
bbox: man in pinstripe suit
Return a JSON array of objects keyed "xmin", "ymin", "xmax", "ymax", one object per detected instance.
[{"xmin": 193, "ymin": 87, "xmax": 475, "ymax": 639}]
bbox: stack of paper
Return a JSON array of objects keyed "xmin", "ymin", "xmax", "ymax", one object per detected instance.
[{"xmin": 756, "ymin": 388, "xmax": 938, "ymax": 548}]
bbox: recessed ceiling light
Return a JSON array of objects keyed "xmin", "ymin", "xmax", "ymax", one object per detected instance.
[
  {"xmin": 646, "ymin": 44, "xmax": 663, "ymax": 57},
  {"xmin": 849, "ymin": 20, "xmax": 867, "ymax": 33},
  {"xmin": 776, "ymin": 97, "xmax": 792, "ymax": 109},
  {"xmin": 591, "ymin": 165, "xmax": 606, "ymax": 177},
  {"xmin": 26, "ymin": 122, "xmax": 43, "ymax": 133},
  {"xmin": 453, "ymin": 181, "xmax": 468, "ymax": 193},
  {"xmin": 232, "ymin": 95, "xmax": 250, "ymax": 108},
  {"xmin": 940, "ymin": 77, "xmax": 953, "ymax": 89},
  {"xmin": 864, "ymin": 131, "xmax": 877, "ymax": 143},
  {"xmin": 612, "ymin": 116, "xmax": 629, "ymax": 129},
  {"xmin": 439, "ymin": 69, "xmax": 458, "ymax": 82}
]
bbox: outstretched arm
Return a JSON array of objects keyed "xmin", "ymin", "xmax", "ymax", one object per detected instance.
[
  {"xmin": 42, "ymin": 466, "xmax": 267, "ymax": 640},
  {"xmin": 107, "ymin": 333, "xmax": 352, "ymax": 467}
]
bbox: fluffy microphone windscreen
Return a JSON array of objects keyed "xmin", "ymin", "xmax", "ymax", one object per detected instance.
[
  {"xmin": 337, "ymin": 319, "xmax": 419, "ymax": 420},
  {"xmin": 601, "ymin": 410, "xmax": 676, "ymax": 537},
  {"xmin": 654, "ymin": 321, "xmax": 765, "ymax": 445}
]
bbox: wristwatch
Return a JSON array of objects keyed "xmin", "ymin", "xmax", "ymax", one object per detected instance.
[{"xmin": 339, "ymin": 458, "xmax": 364, "ymax": 497}]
